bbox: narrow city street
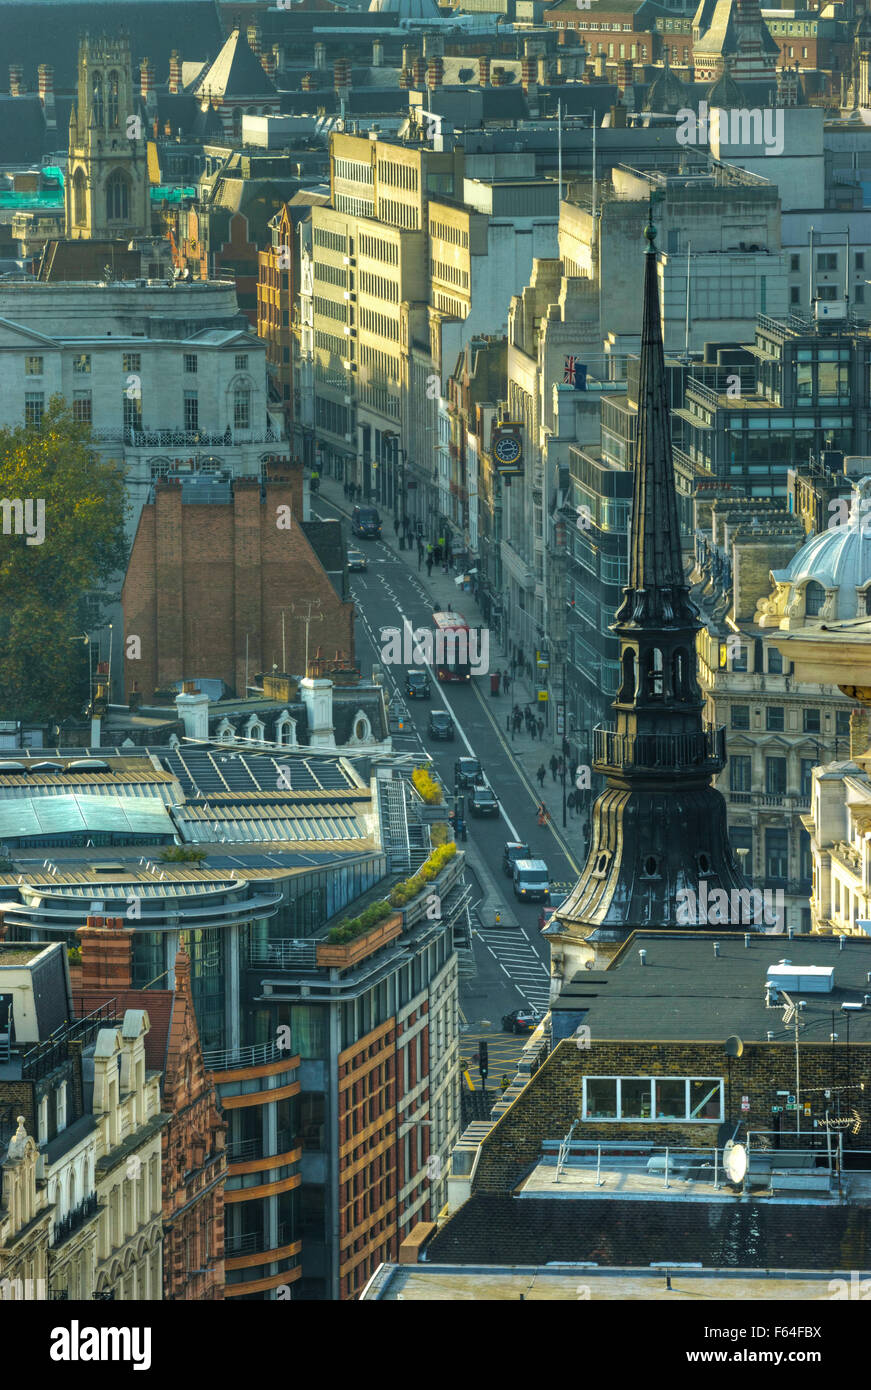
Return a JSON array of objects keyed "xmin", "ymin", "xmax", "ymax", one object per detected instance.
[{"xmin": 314, "ymin": 478, "xmax": 587, "ymax": 1061}]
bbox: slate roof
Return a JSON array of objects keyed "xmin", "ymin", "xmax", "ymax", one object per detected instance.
[
  {"xmin": 0, "ymin": 1, "xmax": 225, "ymax": 89},
  {"xmin": 694, "ymin": 0, "xmax": 780, "ymax": 57},
  {"xmin": 425, "ymin": 1192, "xmax": 871, "ymax": 1268},
  {"xmin": 553, "ymin": 931, "xmax": 871, "ymax": 1044},
  {"xmin": 192, "ymin": 28, "xmax": 278, "ymax": 100},
  {"xmin": 0, "ymin": 97, "xmax": 47, "ymax": 163}
]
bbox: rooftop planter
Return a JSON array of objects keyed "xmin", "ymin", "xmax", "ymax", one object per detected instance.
[{"xmin": 315, "ymin": 912, "xmax": 402, "ymax": 969}]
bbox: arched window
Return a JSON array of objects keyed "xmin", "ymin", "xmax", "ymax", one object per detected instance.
[
  {"xmin": 672, "ymin": 646, "xmax": 689, "ymax": 699},
  {"xmin": 805, "ymin": 580, "xmax": 826, "ymax": 616},
  {"xmin": 92, "ymin": 73, "xmax": 104, "ymax": 127},
  {"xmin": 106, "ymin": 169, "xmax": 129, "ymax": 222},
  {"xmin": 73, "ymin": 169, "xmax": 87, "ymax": 225},
  {"xmin": 618, "ymin": 648, "xmax": 636, "ymax": 703},
  {"xmin": 107, "ymin": 71, "xmax": 120, "ymax": 127},
  {"xmin": 233, "ymin": 385, "xmax": 251, "ymax": 430},
  {"xmin": 645, "ymin": 647, "xmax": 664, "ymax": 698}
]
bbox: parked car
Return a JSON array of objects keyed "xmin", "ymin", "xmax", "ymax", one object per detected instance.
[
  {"xmin": 502, "ymin": 841, "xmax": 531, "ymax": 877},
  {"xmin": 352, "ymin": 505, "xmax": 382, "ymax": 538},
  {"xmin": 454, "ymin": 756, "xmax": 483, "ymax": 789},
  {"xmin": 347, "ymin": 547, "xmax": 368, "ymax": 572},
  {"xmin": 429, "ymin": 709, "xmax": 455, "ymax": 740},
  {"xmin": 405, "ymin": 670, "xmax": 431, "ymax": 699},
  {"xmin": 469, "ymin": 782, "xmax": 499, "ymax": 817},
  {"xmin": 513, "ymin": 858, "xmax": 550, "ymax": 901},
  {"xmin": 502, "ymin": 1007, "xmax": 543, "ymax": 1035}
]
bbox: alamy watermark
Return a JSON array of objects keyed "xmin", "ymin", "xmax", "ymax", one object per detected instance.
[
  {"xmin": 379, "ymin": 618, "xmax": 490, "ymax": 677},
  {"xmin": 676, "ymin": 102, "xmax": 784, "ymax": 157},
  {"xmin": 1, "ymin": 497, "xmax": 44, "ymax": 546},
  {"xmin": 677, "ymin": 883, "xmax": 784, "ymax": 928}
]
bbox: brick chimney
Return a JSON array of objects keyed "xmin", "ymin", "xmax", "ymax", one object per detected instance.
[
  {"xmin": 314, "ymin": 42, "xmax": 327, "ymax": 70},
  {"xmin": 9, "ymin": 66, "xmax": 23, "ymax": 97},
  {"xmin": 169, "ymin": 50, "xmax": 182, "ymax": 95},
  {"xmin": 479, "ymin": 54, "xmax": 491, "ymax": 86},
  {"xmin": 38, "ymin": 64, "xmax": 56, "ymax": 130},
  {"xmin": 399, "ymin": 67, "xmax": 412, "ymax": 90},
  {"xmin": 521, "ymin": 57, "xmax": 536, "ymax": 91},
  {"xmin": 427, "ymin": 58, "xmax": 444, "ymax": 91},
  {"xmin": 77, "ymin": 916, "xmax": 135, "ymax": 991},
  {"xmin": 412, "ymin": 55, "xmax": 427, "ymax": 87},
  {"xmin": 247, "ymin": 24, "xmax": 262, "ymax": 57},
  {"xmin": 491, "ymin": 66, "xmax": 506, "ymax": 87},
  {"xmin": 302, "ymin": 72, "xmax": 315, "ymax": 91},
  {"xmin": 261, "ymin": 50, "xmax": 277, "ymax": 80}
]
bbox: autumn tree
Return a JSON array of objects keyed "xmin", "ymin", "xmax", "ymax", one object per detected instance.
[{"xmin": 0, "ymin": 397, "xmax": 128, "ymax": 721}]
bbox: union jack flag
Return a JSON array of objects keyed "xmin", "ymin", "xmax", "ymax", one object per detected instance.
[{"xmin": 564, "ymin": 356, "xmax": 578, "ymax": 384}]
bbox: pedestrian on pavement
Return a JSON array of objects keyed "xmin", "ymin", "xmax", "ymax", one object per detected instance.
[
  {"xmin": 537, "ymin": 716, "xmax": 545, "ymax": 739},
  {"xmin": 506, "ymin": 713, "xmax": 512, "ymax": 735},
  {"xmin": 550, "ymin": 754, "xmax": 558, "ymax": 782},
  {"xmin": 417, "ymin": 547, "xmax": 423, "ymax": 570},
  {"xmin": 513, "ymin": 713, "xmax": 522, "ymax": 736},
  {"xmin": 529, "ymin": 720, "xmax": 537, "ymax": 741},
  {"xmin": 426, "ymin": 554, "xmax": 434, "ymax": 578},
  {"xmin": 394, "ymin": 517, "xmax": 400, "ymax": 537},
  {"xmin": 500, "ymin": 1074, "xmax": 511, "ymax": 1094},
  {"xmin": 502, "ymin": 671, "xmax": 510, "ymax": 695},
  {"xmin": 557, "ymin": 756, "xmax": 565, "ymax": 778},
  {"xmin": 567, "ymin": 790, "xmax": 576, "ymax": 818},
  {"xmin": 536, "ymin": 764, "xmax": 546, "ymax": 788}
]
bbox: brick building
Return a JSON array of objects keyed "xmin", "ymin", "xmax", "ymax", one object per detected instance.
[
  {"xmin": 73, "ymin": 917, "xmax": 227, "ymax": 1301},
  {"xmin": 122, "ymin": 468, "xmax": 355, "ymax": 698}
]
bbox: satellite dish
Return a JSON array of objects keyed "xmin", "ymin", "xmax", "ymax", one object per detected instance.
[
  {"xmin": 723, "ymin": 1141, "xmax": 747, "ymax": 1185},
  {"xmin": 724, "ymin": 1035, "xmax": 744, "ymax": 1058}
]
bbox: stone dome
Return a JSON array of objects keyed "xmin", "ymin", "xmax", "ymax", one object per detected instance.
[
  {"xmin": 760, "ymin": 477, "xmax": 871, "ymax": 626},
  {"xmin": 707, "ymin": 59, "xmax": 743, "ymax": 108},
  {"xmin": 643, "ymin": 57, "xmax": 687, "ymax": 114}
]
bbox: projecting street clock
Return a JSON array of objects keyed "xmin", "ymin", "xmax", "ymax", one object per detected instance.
[{"xmin": 493, "ymin": 434, "xmax": 521, "ymax": 465}]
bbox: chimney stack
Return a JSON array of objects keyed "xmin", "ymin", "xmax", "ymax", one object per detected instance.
[
  {"xmin": 426, "ymin": 57, "xmax": 444, "ymax": 91},
  {"xmin": 479, "ymin": 54, "xmax": 491, "ymax": 86},
  {"xmin": 77, "ymin": 916, "xmax": 135, "ymax": 991},
  {"xmin": 38, "ymin": 64, "xmax": 55, "ymax": 129},
  {"xmin": 301, "ymin": 72, "xmax": 315, "ymax": 91},
  {"xmin": 247, "ymin": 24, "xmax": 262, "ymax": 57},
  {"xmin": 314, "ymin": 42, "xmax": 327, "ymax": 70},
  {"xmin": 412, "ymin": 55, "xmax": 427, "ymax": 87},
  {"xmin": 169, "ymin": 50, "xmax": 181, "ymax": 95},
  {"xmin": 373, "ymin": 40, "xmax": 384, "ymax": 68},
  {"xmin": 262, "ymin": 50, "xmax": 277, "ymax": 79},
  {"xmin": 9, "ymin": 66, "xmax": 23, "ymax": 97},
  {"xmin": 140, "ymin": 58, "xmax": 157, "ymax": 118}
]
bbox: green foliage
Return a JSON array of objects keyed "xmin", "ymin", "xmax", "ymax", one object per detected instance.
[
  {"xmin": 412, "ymin": 765, "xmax": 444, "ymax": 804},
  {"xmin": 430, "ymin": 820, "xmax": 450, "ymax": 847},
  {"xmin": 329, "ymin": 844, "xmax": 459, "ymax": 940},
  {"xmin": 67, "ymin": 946, "xmax": 82, "ymax": 966},
  {"xmin": 0, "ymin": 398, "xmax": 128, "ymax": 721},
  {"xmin": 159, "ymin": 845, "xmax": 208, "ymax": 863}
]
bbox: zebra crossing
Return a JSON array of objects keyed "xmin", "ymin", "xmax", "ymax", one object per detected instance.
[{"xmin": 472, "ymin": 920, "xmax": 552, "ymax": 1011}]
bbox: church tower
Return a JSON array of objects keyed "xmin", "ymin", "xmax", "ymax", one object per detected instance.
[
  {"xmin": 551, "ymin": 211, "xmax": 754, "ymax": 979},
  {"xmin": 65, "ymin": 34, "xmax": 151, "ymax": 241}
]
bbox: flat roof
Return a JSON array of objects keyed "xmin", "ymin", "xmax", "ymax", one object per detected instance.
[
  {"xmin": 554, "ymin": 932, "xmax": 871, "ymax": 1043},
  {"xmin": 361, "ymin": 1264, "xmax": 854, "ymax": 1300}
]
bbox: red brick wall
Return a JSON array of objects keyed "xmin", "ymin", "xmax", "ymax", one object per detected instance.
[{"xmin": 122, "ymin": 469, "xmax": 355, "ymax": 697}]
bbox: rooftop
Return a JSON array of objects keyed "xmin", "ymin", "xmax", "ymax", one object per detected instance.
[{"xmin": 362, "ymin": 1264, "xmax": 853, "ymax": 1300}]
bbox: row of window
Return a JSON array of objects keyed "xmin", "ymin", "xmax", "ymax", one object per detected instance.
[
  {"xmin": 314, "ymin": 328, "xmax": 349, "ymax": 359},
  {"xmin": 430, "ymin": 258, "xmax": 469, "ymax": 290},
  {"xmin": 314, "ymin": 261, "xmax": 349, "ymax": 287},
  {"xmin": 583, "ymin": 1077, "xmax": 723, "ymax": 1123},
  {"xmin": 730, "ymin": 754, "xmax": 818, "ymax": 797},
  {"xmin": 378, "ymin": 197, "xmax": 419, "ymax": 232},
  {"xmin": 359, "ymin": 342, "xmax": 400, "ymax": 384},
  {"xmin": 334, "ymin": 158, "xmax": 374, "ymax": 186},
  {"xmin": 313, "ymin": 294, "xmax": 349, "ymax": 323},
  {"xmin": 359, "ymin": 269, "xmax": 398, "ymax": 303},
  {"xmin": 376, "ymin": 159, "xmax": 418, "ymax": 192},
  {"xmin": 24, "ymin": 352, "xmax": 247, "ymax": 376},
  {"xmin": 429, "ymin": 219, "xmax": 469, "ymax": 249},
  {"xmin": 359, "ymin": 306, "xmax": 399, "ymax": 342},
  {"xmin": 313, "ymin": 227, "xmax": 348, "ymax": 254},
  {"xmin": 359, "ymin": 232, "xmax": 398, "ymax": 265},
  {"xmin": 731, "ymin": 704, "xmax": 850, "ymax": 735}
]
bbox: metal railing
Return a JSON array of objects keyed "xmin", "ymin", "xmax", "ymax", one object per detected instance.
[
  {"xmin": 95, "ymin": 426, "xmax": 284, "ymax": 448},
  {"xmin": 51, "ymin": 1193, "xmax": 99, "ymax": 1247},
  {"xmin": 594, "ymin": 723, "xmax": 725, "ymax": 772},
  {"xmin": 226, "ymin": 1129, "xmax": 295, "ymax": 1164},
  {"xmin": 202, "ymin": 1040, "xmax": 286, "ymax": 1071},
  {"xmin": 248, "ymin": 939, "xmax": 318, "ymax": 971},
  {"xmin": 21, "ymin": 1000, "xmax": 120, "ymax": 1080},
  {"xmin": 225, "ymin": 1222, "xmax": 290, "ymax": 1257}
]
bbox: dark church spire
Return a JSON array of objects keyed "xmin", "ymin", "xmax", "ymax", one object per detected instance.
[{"xmin": 550, "ymin": 212, "xmax": 753, "ymax": 969}]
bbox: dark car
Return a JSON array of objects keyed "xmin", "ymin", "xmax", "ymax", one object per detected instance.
[
  {"xmin": 352, "ymin": 505, "xmax": 382, "ymax": 539},
  {"xmin": 429, "ymin": 709, "xmax": 455, "ymax": 740},
  {"xmin": 346, "ymin": 547, "xmax": 368, "ymax": 572},
  {"xmin": 502, "ymin": 841, "xmax": 531, "ymax": 877},
  {"xmin": 502, "ymin": 1007, "xmax": 543, "ymax": 1035},
  {"xmin": 469, "ymin": 782, "xmax": 499, "ymax": 817},
  {"xmin": 454, "ymin": 757, "xmax": 483, "ymax": 790},
  {"xmin": 405, "ymin": 670, "xmax": 431, "ymax": 699}
]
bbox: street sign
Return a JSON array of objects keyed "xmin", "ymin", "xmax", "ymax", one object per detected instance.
[
  {"xmin": 741, "ymin": 1096, "xmax": 750, "ymax": 1112},
  {"xmin": 538, "ymin": 690, "xmax": 548, "ymax": 702},
  {"xmin": 556, "ymin": 703, "xmax": 565, "ymax": 736},
  {"xmin": 771, "ymin": 1105, "xmax": 783, "ymax": 1113}
]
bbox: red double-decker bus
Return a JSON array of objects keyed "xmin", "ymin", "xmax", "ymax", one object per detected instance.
[{"xmin": 433, "ymin": 611, "xmax": 471, "ymax": 681}]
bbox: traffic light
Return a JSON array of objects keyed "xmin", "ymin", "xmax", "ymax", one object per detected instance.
[{"xmin": 479, "ymin": 1040, "xmax": 489, "ymax": 1081}]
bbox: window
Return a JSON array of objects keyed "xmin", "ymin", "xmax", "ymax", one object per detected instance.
[
  {"xmin": 107, "ymin": 70, "xmax": 120, "ymax": 127},
  {"xmin": 767, "ymin": 706, "xmax": 784, "ymax": 731},
  {"xmin": 766, "ymin": 827, "xmax": 789, "ymax": 881},
  {"xmin": 92, "ymin": 73, "xmax": 103, "ymax": 127},
  {"xmin": 184, "ymin": 390, "xmax": 198, "ymax": 431},
  {"xmin": 731, "ymin": 704, "xmax": 750, "ymax": 730},
  {"xmin": 804, "ymin": 708, "xmax": 821, "ymax": 733},
  {"xmin": 856, "ymin": 252, "xmax": 865, "ymax": 271},
  {"xmin": 72, "ymin": 390, "xmax": 92, "ymax": 423},
  {"xmin": 25, "ymin": 392, "xmax": 44, "ymax": 428},
  {"xmin": 73, "ymin": 169, "xmax": 86, "ymax": 225},
  {"xmin": 837, "ymin": 709, "xmax": 851, "ymax": 738},
  {"xmin": 123, "ymin": 353, "xmax": 141, "ymax": 372},
  {"xmin": 800, "ymin": 758, "xmax": 815, "ymax": 798},
  {"xmin": 105, "ymin": 169, "xmax": 129, "ymax": 222},
  {"xmin": 790, "ymin": 254, "xmax": 800, "ymax": 272},
  {"xmin": 817, "ymin": 252, "xmax": 837, "ymax": 271},
  {"xmin": 25, "ymin": 355, "xmax": 43, "ymax": 376},
  {"xmin": 805, "ymin": 581, "xmax": 825, "ymax": 616},
  {"xmin": 790, "ymin": 286, "xmax": 800, "ymax": 305},
  {"xmin": 767, "ymin": 645, "xmax": 783, "ymax": 675},
  {"xmin": 184, "ymin": 354, "xmax": 198, "ymax": 373},
  {"xmin": 235, "ymin": 354, "xmax": 248, "ymax": 370},
  {"xmin": 123, "ymin": 392, "xmax": 142, "ymax": 432},
  {"xmin": 56, "ymin": 1081, "xmax": 67, "ymax": 1133},
  {"xmin": 583, "ymin": 1076, "xmax": 723, "ymax": 1122},
  {"xmin": 72, "ymin": 354, "xmax": 91, "ymax": 374},
  {"xmin": 233, "ymin": 386, "xmax": 250, "ymax": 430},
  {"xmin": 730, "ymin": 755, "xmax": 752, "ymax": 792},
  {"xmin": 765, "ymin": 756, "xmax": 787, "ymax": 796},
  {"xmin": 38, "ymin": 1095, "xmax": 48, "ymax": 1145}
]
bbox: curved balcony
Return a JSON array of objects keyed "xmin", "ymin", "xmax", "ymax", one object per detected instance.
[{"xmin": 593, "ymin": 723, "xmax": 725, "ymax": 775}]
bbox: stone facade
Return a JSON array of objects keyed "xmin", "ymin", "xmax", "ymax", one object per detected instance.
[
  {"xmin": 0, "ymin": 1119, "xmax": 51, "ymax": 1300},
  {"xmin": 65, "ymin": 35, "xmax": 151, "ymax": 242}
]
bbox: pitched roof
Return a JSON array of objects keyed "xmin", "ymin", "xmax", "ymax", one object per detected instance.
[{"xmin": 193, "ymin": 28, "xmax": 278, "ymax": 100}]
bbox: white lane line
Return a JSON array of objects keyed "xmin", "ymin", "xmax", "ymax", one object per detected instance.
[{"xmin": 391, "ymin": 599, "xmax": 521, "ymax": 841}]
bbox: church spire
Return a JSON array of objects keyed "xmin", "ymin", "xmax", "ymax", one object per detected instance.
[{"xmin": 615, "ymin": 204, "xmax": 696, "ymax": 632}]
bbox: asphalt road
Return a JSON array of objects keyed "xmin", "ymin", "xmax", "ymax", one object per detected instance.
[{"xmin": 316, "ymin": 494, "xmax": 581, "ymax": 1052}]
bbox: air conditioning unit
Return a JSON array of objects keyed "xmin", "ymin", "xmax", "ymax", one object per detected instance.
[{"xmin": 815, "ymin": 300, "xmax": 847, "ymax": 322}]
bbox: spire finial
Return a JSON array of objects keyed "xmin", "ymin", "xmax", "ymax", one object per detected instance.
[{"xmin": 644, "ymin": 198, "xmax": 656, "ymax": 252}]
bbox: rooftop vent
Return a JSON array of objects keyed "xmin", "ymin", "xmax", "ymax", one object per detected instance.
[{"xmin": 767, "ymin": 963, "xmax": 834, "ymax": 995}]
